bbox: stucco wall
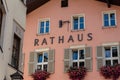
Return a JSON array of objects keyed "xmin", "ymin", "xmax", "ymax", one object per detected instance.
[
  {"xmin": 24, "ymin": 0, "xmax": 120, "ymax": 80},
  {"xmin": 0, "ymin": 0, "xmax": 26, "ymax": 80}
]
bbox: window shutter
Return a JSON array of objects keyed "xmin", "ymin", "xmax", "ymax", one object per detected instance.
[
  {"xmin": 28, "ymin": 52, "xmax": 36, "ymax": 75},
  {"xmin": 96, "ymin": 46, "xmax": 103, "ymax": 70},
  {"xmin": 64, "ymin": 49, "xmax": 72, "ymax": 72},
  {"xmin": 48, "ymin": 49, "xmax": 55, "ymax": 73},
  {"xmin": 85, "ymin": 47, "xmax": 92, "ymax": 71}
]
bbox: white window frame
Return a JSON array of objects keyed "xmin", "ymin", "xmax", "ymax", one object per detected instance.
[
  {"xmin": 102, "ymin": 10, "xmax": 117, "ymax": 27},
  {"xmin": 72, "ymin": 48, "xmax": 85, "ymax": 67},
  {"xmin": 103, "ymin": 45, "xmax": 119, "ymax": 66},
  {"xmin": 36, "ymin": 51, "xmax": 48, "ymax": 71},
  {"xmin": 71, "ymin": 14, "xmax": 85, "ymax": 31},
  {"xmin": 38, "ymin": 18, "xmax": 50, "ymax": 35}
]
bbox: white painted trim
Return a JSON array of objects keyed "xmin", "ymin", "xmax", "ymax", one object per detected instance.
[
  {"xmin": 102, "ymin": 42, "xmax": 119, "ymax": 46},
  {"xmin": 103, "ymin": 46, "xmax": 119, "ymax": 66},
  {"xmin": 37, "ymin": 18, "xmax": 50, "ymax": 35},
  {"xmin": 70, "ymin": 45, "xmax": 86, "ymax": 49},
  {"xmin": 35, "ymin": 48, "xmax": 49, "ymax": 52},
  {"xmin": 102, "ymin": 10, "xmax": 117, "ymax": 27},
  {"xmin": 71, "ymin": 14, "xmax": 85, "ymax": 31}
]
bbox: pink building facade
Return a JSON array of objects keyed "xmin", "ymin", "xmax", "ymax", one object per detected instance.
[{"xmin": 24, "ymin": 0, "xmax": 120, "ymax": 80}]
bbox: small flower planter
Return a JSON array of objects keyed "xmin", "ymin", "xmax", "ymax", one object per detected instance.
[
  {"xmin": 100, "ymin": 64, "xmax": 120, "ymax": 80},
  {"xmin": 68, "ymin": 67, "xmax": 87, "ymax": 80},
  {"xmin": 31, "ymin": 70, "xmax": 50, "ymax": 80}
]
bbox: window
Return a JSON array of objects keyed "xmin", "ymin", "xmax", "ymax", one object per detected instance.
[
  {"xmin": 103, "ymin": 11, "xmax": 116, "ymax": 27},
  {"xmin": 64, "ymin": 47, "xmax": 92, "ymax": 72},
  {"xmin": 72, "ymin": 49, "xmax": 85, "ymax": 67},
  {"xmin": 37, "ymin": 52, "xmax": 48, "ymax": 71},
  {"xmin": 104, "ymin": 46, "xmax": 119, "ymax": 66},
  {"xmin": 72, "ymin": 15, "xmax": 85, "ymax": 30},
  {"xmin": 39, "ymin": 19, "xmax": 50, "ymax": 34},
  {"xmin": 28, "ymin": 50, "xmax": 55, "ymax": 75},
  {"xmin": 11, "ymin": 34, "xmax": 21, "ymax": 69},
  {"xmin": 96, "ymin": 44, "xmax": 120, "ymax": 70},
  {"xmin": 61, "ymin": 0, "xmax": 68, "ymax": 7}
]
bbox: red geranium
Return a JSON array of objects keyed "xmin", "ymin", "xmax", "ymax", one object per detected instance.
[
  {"xmin": 31, "ymin": 70, "xmax": 50, "ymax": 80},
  {"xmin": 68, "ymin": 67, "xmax": 87, "ymax": 80},
  {"xmin": 100, "ymin": 64, "xmax": 120, "ymax": 80}
]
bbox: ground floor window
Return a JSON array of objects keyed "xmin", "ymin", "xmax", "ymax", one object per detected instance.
[
  {"xmin": 72, "ymin": 49, "xmax": 85, "ymax": 67},
  {"xmin": 37, "ymin": 52, "xmax": 48, "ymax": 71},
  {"xmin": 104, "ymin": 46, "xmax": 119, "ymax": 66}
]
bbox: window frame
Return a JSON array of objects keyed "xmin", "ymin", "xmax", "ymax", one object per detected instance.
[
  {"xmin": 71, "ymin": 14, "xmax": 85, "ymax": 31},
  {"xmin": 11, "ymin": 34, "xmax": 21, "ymax": 69},
  {"xmin": 72, "ymin": 48, "xmax": 85, "ymax": 67},
  {"xmin": 38, "ymin": 18, "xmax": 50, "ymax": 35},
  {"xmin": 61, "ymin": 0, "xmax": 68, "ymax": 7},
  {"xmin": 102, "ymin": 10, "xmax": 117, "ymax": 28},
  {"xmin": 36, "ymin": 51, "xmax": 49, "ymax": 71},
  {"xmin": 103, "ymin": 45, "xmax": 119, "ymax": 66}
]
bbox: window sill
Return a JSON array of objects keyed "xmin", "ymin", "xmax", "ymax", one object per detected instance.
[
  {"xmin": 36, "ymin": 33, "xmax": 50, "ymax": 36},
  {"xmin": 102, "ymin": 25, "xmax": 117, "ymax": 29},
  {"xmin": 71, "ymin": 29, "xmax": 85, "ymax": 32}
]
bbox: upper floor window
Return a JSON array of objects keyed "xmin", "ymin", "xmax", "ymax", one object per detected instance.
[
  {"xmin": 61, "ymin": 0, "xmax": 68, "ymax": 7},
  {"xmin": 11, "ymin": 34, "xmax": 21, "ymax": 69},
  {"xmin": 103, "ymin": 11, "xmax": 116, "ymax": 27},
  {"xmin": 38, "ymin": 19, "xmax": 50, "ymax": 34},
  {"xmin": 72, "ymin": 49, "xmax": 85, "ymax": 67},
  {"xmin": 72, "ymin": 15, "xmax": 85, "ymax": 31},
  {"xmin": 37, "ymin": 52, "xmax": 48, "ymax": 71}
]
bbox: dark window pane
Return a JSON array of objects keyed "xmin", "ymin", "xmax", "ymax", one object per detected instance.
[
  {"xmin": 80, "ymin": 17, "xmax": 84, "ymax": 22},
  {"xmin": 105, "ymin": 47, "xmax": 111, "ymax": 58},
  {"xmin": 110, "ymin": 20, "xmax": 115, "ymax": 26},
  {"xmin": 44, "ymin": 52, "xmax": 48, "ymax": 62},
  {"xmin": 72, "ymin": 50, "xmax": 78, "ymax": 60},
  {"xmin": 112, "ymin": 47, "xmax": 118, "ymax": 57},
  {"xmin": 46, "ymin": 21, "xmax": 49, "ymax": 27},
  {"xmin": 37, "ymin": 65, "xmax": 42, "ymax": 70},
  {"xmin": 104, "ymin": 14, "xmax": 109, "ymax": 20},
  {"xmin": 113, "ymin": 60, "xmax": 118, "ymax": 66},
  {"xmin": 106, "ymin": 60, "xmax": 111, "ymax": 66},
  {"xmin": 41, "ymin": 22, "xmax": 44, "ymax": 27},
  {"xmin": 61, "ymin": 0, "xmax": 68, "ymax": 7},
  {"xmin": 43, "ymin": 64, "xmax": 48, "ymax": 71},
  {"xmin": 40, "ymin": 22, "xmax": 44, "ymax": 33},
  {"xmin": 110, "ymin": 13, "xmax": 115, "ymax": 20},
  {"xmin": 40, "ymin": 27, "xmax": 44, "ymax": 33},
  {"xmin": 38, "ymin": 54, "xmax": 43, "ymax": 63},
  {"xmin": 79, "ymin": 62, "xmax": 84, "ymax": 67},
  {"xmin": 73, "ymin": 17, "xmax": 78, "ymax": 30},
  {"xmin": 73, "ymin": 62, "xmax": 78, "ymax": 67},
  {"xmin": 46, "ymin": 27, "xmax": 49, "ymax": 33},
  {"xmin": 104, "ymin": 21, "xmax": 109, "ymax": 26},
  {"xmin": 80, "ymin": 23, "xmax": 84, "ymax": 29},
  {"xmin": 46, "ymin": 21, "xmax": 49, "ymax": 33},
  {"xmin": 79, "ymin": 50, "xmax": 84, "ymax": 59},
  {"xmin": 11, "ymin": 34, "xmax": 20, "ymax": 69},
  {"xmin": 104, "ymin": 14, "xmax": 109, "ymax": 26}
]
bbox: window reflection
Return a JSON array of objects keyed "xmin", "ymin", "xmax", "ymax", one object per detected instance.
[{"xmin": 105, "ymin": 47, "xmax": 111, "ymax": 58}]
